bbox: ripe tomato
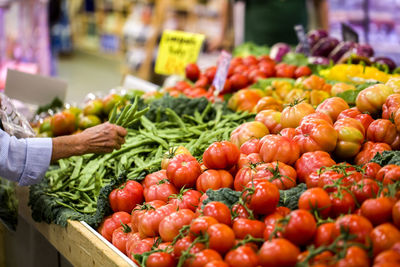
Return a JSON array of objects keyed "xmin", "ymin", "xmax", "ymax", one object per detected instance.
[
  {"xmin": 276, "ymin": 64, "xmax": 296, "ymax": 78},
  {"xmin": 159, "ymin": 209, "xmax": 195, "ymax": 242},
  {"xmin": 127, "ymin": 237, "xmax": 155, "ymax": 260},
  {"xmin": 367, "ymin": 119, "xmax": 397, "ymax": 145},
  {"xmin": 111, "ymin": 223, "xmax": 132, "ymax": 254},
  {"xmin": 295, "ymin": 151, "xmax": 336, "ymax": 183},
  {"xmin": 333, "ymin": 117, "xmax": 365, "ymax": 159},
  {"xmin": 259, "ymin": 135, "xmax": 300, "ymax": 165},
  {"xmin": 194, "ymin": 76, "xmax": 209, "ymax": 88},
  {"xmin": 336, "ymin": 246, "xmax": 370, "ymax": 267},
  {"xmin": 203, "ymin": 201, "xmax": 232, "ymax": 226},
  {"xmin": 243, "ymin": 179, "xmax": 280, "ymax": 215},
  {"xmin": 229, "ymin": 74, "xmax": 249, "ymax": 91},
  {"xmin": 144, "ymin": 180, "xmax": 178, "ymax": 203},
  {"xmin": 232, "ymin": 218, "xmax": 265, "ymax": 239},
  {"xmin": 196, "ymin": 169, "xmax": 233, "ymax": 192},
  {"xmin": 313, "ymin": 222, "xmax": 336, "ymax": 247},
  {"xmin": 234, "ymin": 166, "xmax": 256, "ymax": 191},
  {"xmin": 293, "ymin": 118, "xmax": 337, "ymax": 154},
  {"xmin": 161, "ymin": 146, "xmax": 191, "ymax": 170},
  {"xmin": 239, "ymin": 139, "xmax": 261, "ymax": 155},
  {"xmin": 173, "ymin": 236, "xmax": 205, "ymax": 258},
  {"xmin": 281, "ymin": 101, "xmax": 315, "ymax": 128},
  {"xmin": 131, "ymin": 200, "xmax": 165, "ymax": 232},
  {"xmin": 255, "ymin": 109, "xmax": 283, "ymax": 134},
  {"xmin": 109, "ymin": 180, "xmax": 144, "ymax": 213},
  {"xmin": 371, "ymin": 223, "xmax": 400, "ymax": 256},
  {"xmin": 333, "ymin": 214, "xmax": 373, "ymax": 244},
  {"xmin": 354, "ymin": 141, "xmax": 392, "ymax": 165},
  {"xmin": 263, "ymin": 211, "xmax": 285, "ymax": 240},
  {"xmin": 382, "ymin": 94, "xmax": 400, "ymax": 119},
  {"xmin": 298, "ymin": 188, "xmax": 332, "ymax": 218},
  {"xmin": 361, "ymin": 197, "xmax": 394, "ymax": 226},
  {"xmin": 294, "ymin": 66, "xmax": 312, "ymax": 78},
  {"xmin": 146, "ymin": 252, "xmax": 176, "ymax": 267},
  {"xmin": 376, "ymin": 165, "xmax": 400, "ymax": 185},
  {"xmin": 142, "ymin": 170, "xmax": 168, "ymax": 188},
  {"xmin": 98, "ymin": 211, "xmax": 131, "ymax": 242},
  {"xmin": 280, "ymin": 127, "xmax": 297, "ymax": 139},
  {"xmin": 362, "ymin": 162, "xmax": 382, "ymax": 179},
  {"xmin": 190, "ymin": 216, "xmax": 218, "ymax": 236},
  {"xmin": 393, "ymin": 200, "xmax": 400, "ymax": 228},
  {"xmin": 231, "ymin": 203, "xmax": 250, "ymax": 221},
  {"xmin": 185, "ymin": 63, "xmax": 201, "ymax": 82},
  {"xmin": 254, "ymin": 161, "xmax": 297, "ymax": 190},
  {"xmin": 254, "ymin": 96, "xmax": 283, "ymax": 113},
  {"xmin": 337, "ymin": 107, "xmax": 374, "ymax": 131},
  {"xmin": 204, "ymin": 261, "xmax": 229, "ymax": 267},
  {"xmin": 237, "ymin": 153, "xmax": 262, "ymax": 169},
  {"xmin": 374, "ymin": 250, "xmax": 400, "ymax": 266},
  {"xmin": 316, "ymin": 97, "xmax": 350, "ymax": 122},
  {"xmin": 356, "ymin": 84, "xmax": 394, "ymax": 115},
  {"xmin": 203, "ymin": 141, "xmax": 240, "ymax": 170},
  {"xmin": 204, "ymin": 66, "xmax": 217, "ymax": 83},
  {"xmin": 224, "ymin": 245, "xmax": 259, "ymax": 267},
  {"xmin": 230, "ymin": 121, "xmax": 269, "ymax": 148},
  {"xmin": 138, "ymin": 204, "xmax": 177, "ymax": 237},
  {"xmin": 351, "ymin": 178, "xmax": 380, "ymax": 204},
  {"xmin": 300, "ymin": 112, "xmax": 333, "ymax": 125},
  {"xmin": 282, "ymin": 209, "xmax": 317, "ymax": 246},
  {"xmin": 206, "ymin": 223, "xmax": 235, "ymax": 254},
  {"xmin": 185, "ymin": 249, "xmax": 223, "ymax": 267},
  {"xmin": 51, "ymin": 111, "xmax": 76, "ymax": 136},
  {"xmin": 167, "ymin": 154, "xmax": 201, "ymax": 189},
  {"xmin": 258, "ymin": 238, "xmax": 300, "ymax": 267},
  {"xmin": 329, "ymin": 190, "xmax": 356, "ymax": 218},
  {"xmin": 168, "ymin": 189, "xmax": 201, "ymax": 212}
]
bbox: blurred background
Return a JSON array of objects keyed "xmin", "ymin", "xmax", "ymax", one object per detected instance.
[{"xmin": 0, "ymin": 0, "xmax": 399, "ymax": 103}]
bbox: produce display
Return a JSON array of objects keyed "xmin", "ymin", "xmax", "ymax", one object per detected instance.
[{"xmin": 21, "ymin": 28, "xmax": 400, "ymax": 267}]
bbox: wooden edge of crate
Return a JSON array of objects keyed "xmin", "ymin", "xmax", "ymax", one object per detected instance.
[{"xmin": 16, "ymin": 187, "xmax": 131, "ymax": 267}]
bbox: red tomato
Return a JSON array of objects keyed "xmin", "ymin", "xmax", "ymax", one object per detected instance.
[
  {"xmin": 125, "ymin": 232, "xmax": 141, "ymax": 255},
  {"xmin": 173, "ymin": 236, "xmax": 205, "ymax": 258},
  {"xmin": 294, "ymin": 66, "xmax": 312, "ymax": 78},
  {"xmin": 329, "ymin": 190, "xmax": 356, "ymax": 218},
  {"xmin": 295, "ymin": 151, "xmax": 336, "ymax": 183},
  {"xmin": 194, "ymin": 76, "xmax": 209, "ymax": 88},
  {"xmin": 224, "ymin": 246, "xmax": 259, "ymax": 267},
  {"xmin": 196, "ymin": 169, "xmax": 233, "ymax": 192},
  {"xmin": 263, "ymin": 211, "xmax": 285, "ymax": 240},
  {"xmin": 51, "ymin": 111, "xmax": 76, "ymax": 136},
  {"xmin": 282, "ymin": 209, "xmax": 317, "ymax": 246},
  {"xmin": 142, "ymin": 170, "xmax": 168, "ymax": 188},
  {"xmin": 239, "ymin": 139, "xmax": 261, "ymax": 155},
  {"xmin": 258, "ymin": 238, "xmax": 300, "ymax": 267},
  {"xmin": 361, "ymin": 197, "xmax": 394, "ymax": 226},
  {"xmin": 367, "ymin": 119, "xmax": 397, "ymax": 145},
  {"xmin": 316, "ymin": 97, "xmax": 350, "ymax": 122},
  {"xmin": 144, "ymin": 180, "xmax": 178, "ymax": 203},
  {"xmin": 190, "ymin": 216, "xmax": 218, "ymax": 236},
  {"xmin": 374, "ymin": 250, "xmax": 400, "ymax": 266},
  {"xmin": 231, "ymin": 203, "xmax": 250, "ymax": 221},
  {"xmin": 300, "ymin": 112, "xmax": 333, "ymax": 125},
  {"xmin": 111, "ymin": 223, "xmax": 132, "ymax": 254},
  {"xmin": 207, "ymin": 223, "xmax": 235, "ymax": 254},
  {"xmin": 313, "ymin": 222, "xmax": 336, "ymax": 247},
  {"xmin": 393, "ymin": 200, "xmax": 400, "ymax": 228},
  {"xmin": 280, "ymin": 128, "xmax": 297, "ymax": 139},
  {"xmin": 362, "ymin": 162, "xmax": 382, "ymax": 179},
  {"xmin": 258, "ymin": 63, "xmax": 276, "ymax": 77},
  {"xmin": 351, "ymin": 178, "xmax": 380, "ymax": 204},
  {"xmin": 175, "ymin": 81, "xmax": 192, "ymax": 92},
  {"xmin": 376, "ymin": 165, "xmax": 400, "ymax": 185},
  {"xmin": 255, "ymin": 109, "xmax": 283, "ymax": 134},
  {"xmin": 203, "ymin": 141, "xmax": 240, "ymax": 170},
  {"xmin": 371, "ymin": 223, "xmax": 400, "ymax": 256},
  {"xmin": 333, "ymin": 214, "xmax": 373, "ymax": 244},
  {"xmin": 355, "ymin": 141, "xmax": 392, "ymax": 165},
  {"xmin": 234, "ymin": 166, "xmax": 256, "ymax": 191},
  {"xmin": 146, "ymin": 252, "xmax": 176, "ymax": 267},
  {"xmin": 185, "ymin": 63, "xmax": 201, "ymax": 82},
  {"xmin": 138, "ymin": 204, "xmax": 177, "ymax": 237},
  {"xmin": 336, "ymin": 246, "xmax": 370, "ymax": 267},
  {"xmin": 204, "ymin": 261, "xmax": 229, "ymax": 267},
  {"xmin": 243, "ymin": 55, "xmax": 259, "ymax": 66},
  {"xmin": 131, "ymin": 200, "xmax": 165, "ymax": 232},
  {"xmin": 232, "ymin": 218, "xmax": 265, "ymax": 239},
  {"xmin": 254, "ymin": 161, "xmax": 297, "ymax": 190},
  {"xmin": 382, "ymin": 94, "xmax": 400, "ymax": 119},
  {"xmin": 185, "ymin": 249, "xmax": 223, "ymax": 267},
  {"xmin": 98, "ymin": 211, "xmax": 131, "ymax": 242},
  {"xmin": 281, "ymin": 101, "xmax": 315, "ymax": 129},
  {"xmin": 237, "ymin": 153, "xmax": 262, "ymax": 169},
  {"xmin": 242, "ymin": 179, "xmax": 280, "ymax": 215},
  {"xmin": 298, "ymin": 188, "xmax": 332, "ymax": 218},
  {"xmin": 276, "ymin": 64, "xmax": 296, "ymax": 78},
  {"xmin": 337, "ymin": 107, "xmax": 374, "ymax": 131},
  {"xmin": 204, "ymin": 66, "xmax": 217, "ymax": 83},
  {"xmin": 167, "ymin": 154, "xmax": 201, "ymax": 188},
  {"xmin": 293, "ymin": 118, "xmax": 338, "ymax": 154},
  {"xmin": 259, "ymin": 135, "xmax": 300, "ymax": 165},
  {"xmin": 159, "ymin": 209, "xmax": 195, "ymax": 242},
  {"xmin": 230, "ymin": 121, "xmax": 269, "ymax": 148},
  {"xmin": 168, "ymin": 189, "xmax": 201, "ymax": 212},
  {"xmin": 127, "ymin": 237, "xmax": 156, "ymax": 260},
  {"xmin": 203, "ymin": 201, "xmax": 232, "ymax": 225},
  {"xmin": 229, "ymin": 74, "xmax": 249, "ymax": 91},
  {"xmin": 109, "ymin": 180, "xmax": 144, "ymax": 213}
]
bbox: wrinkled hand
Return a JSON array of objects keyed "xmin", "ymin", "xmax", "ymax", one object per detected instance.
[{"xmin": 78, "ymin": 122, "xmax": 127, "ymax": 154}]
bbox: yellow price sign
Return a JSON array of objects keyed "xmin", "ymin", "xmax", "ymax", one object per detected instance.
[{"xmin": 155, "ymin": 30, "xmax": 205, "ymax": 76}]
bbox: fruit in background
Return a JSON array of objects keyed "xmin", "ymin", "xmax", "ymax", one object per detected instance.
[
  {"xmin": 39, "ymin": 117, "xmax": 52, "ymax": 134},
  {"xmin": 367, "ymin": 119, "xmax": 397, "ymax": 145},
  {"xmin": 230, "ymin": 121, "xmax": 269, "ymax": 148},
  {"xmin": 356, "ymin": 84, "xmax": 394, "ymax": 115},
  {"xmin": 51, "ymin": 110, "xmax": 76, "ymax": 136},
  {"xmin": 83, "ymin": 99, "xmax": 104, "ymax": 117},
  {"xmin": 316, "ymin": 97, "xmax": 350, "ymax": 122},
  {"xmin": 386, "ymin": 77, "xmax": 400, "ymax": 93},
  {"xmin": 334, "ymin": 118, "xmax": 365, "ymax": 159},
  {"xmin": 255, "ymin": 109, "xmax": 282, "ymax": 134},
  {"xmin": 78, "ymin": 115, "xmax": 102, "ymax": 129},
  {"xmin": 229, "ymin": 74, "xmax": 249, "ymax": 91},
  {"xmin": 382, "ymin": 94, "xmax": 400, "ymax": 120},
  {"xmin": 302, "ymin": 75, "xmax": 332, "ymax": 92},
  {"xmin": 228, "ymin": 89, "xmax": 264, "ymax": 112},
  {"xmin": 330, "ymin": 83, "xmax": 356, "ymax": 96},
  {"xmin": 103, "ymin": 94, "xmax": 123, "ymax": 115},
  {"xmin": 354, "ymin": 141, "xmax": 392, "ymax": 165},
  {"xmin": 204, "ymin": 66, "xmax": 217, "ymax": 83},
  {"xmin": 275, "ymin": 64, "xmax": 296, "ymax": 78},
  {"xmin": 185, "ymin": 63, "xmax": 200, "ymax": 82},
  {"xmin": 66, "ymin": 106, "xmax": 82, "ymax": 118},
  {"xmin": 294, "ymin": 66, "xmax": 312, "ymax": 78},
  {"xmin": 254, "ymin": 96, "xmax": 283, "ymax": 113},
  {"xmin": 281, "ymin": 100, "xmax": 315, "ymax": 128}
]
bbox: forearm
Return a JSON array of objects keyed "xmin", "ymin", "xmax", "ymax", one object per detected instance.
[{"xmin": 51, "ymin": 135, "xmax": 85, "ymax": 162}]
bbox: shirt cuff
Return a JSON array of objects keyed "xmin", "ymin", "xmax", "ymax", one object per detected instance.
[{"xmin": 18, "ymin": 138, "xmax": 52, "ymax": 186}]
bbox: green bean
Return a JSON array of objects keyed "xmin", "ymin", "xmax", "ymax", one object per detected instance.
[
  {"xmin": 115, "ymin": 104, "xmax": 131, "ymax": 125},
  {"xmin": 165, "ymin": 108, "xmax": 187, "ymax": 130},
  {"xmin": 108, "ymin": 103, "xmax": 119, "ymax": 123}
]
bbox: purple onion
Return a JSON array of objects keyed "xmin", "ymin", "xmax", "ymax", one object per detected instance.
[
  {"xmin": 308, "ymin": 56, "xmax": 330, "ymax": 65},
  {"xmin": 372, "ymin": 57, "xmax": 397, "ymax": 72},
  {"xmin": 307, "ymin": 29, "xmax": 329, "ymax": 48},
  {"xmin": 328, "ymin": 41, "xmax": 356, "ymax": 63},
  {"xmin": 352, "ymin": 43, "xmax": 374, "ymax": 58},
  {"xmin": 269, "ymin": 43, "xmax": 291, "ymax": 62},
  {"xmin": 311, "ymin": 37, "xmax": 340, "ymax": 57}
]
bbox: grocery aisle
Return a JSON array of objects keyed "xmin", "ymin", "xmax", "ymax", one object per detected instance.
[{"xmin": 57, "ymin": 51, "xmax": 122, "ymax": 103}]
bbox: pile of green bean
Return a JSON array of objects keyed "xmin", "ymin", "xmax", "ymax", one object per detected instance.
[{"xmin": 30, "ymin": 106, "xmax": 253, "ymax": 223}]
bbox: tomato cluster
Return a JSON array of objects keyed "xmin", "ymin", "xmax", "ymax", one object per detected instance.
[{"xmin": 98, "ymin": 78, "xmax": 400, "ymax": 267}]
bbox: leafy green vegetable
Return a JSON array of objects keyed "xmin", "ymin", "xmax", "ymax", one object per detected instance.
[
  {"xmin": 282, "ymin": 52, "xmax": 308, "ymax": 66},
  {"xmin": 36, "ymin": 97, "xmax": 64, "ymax": 115},
  {"xmin": 337, "ymin": 82, "xmax": 380, "ymax": 105},
  {"xmin": 370, "ymin": 151, "xmax": 400, "ymax": 166},
  {"xmin": 278, "ymin": 183, "xmax": 307, "ymax": 210},
  {"xmin": 233, "ymin": 42, "xmax": 270, "ymax": 57},
  {"xmin": 0, "ymin": 178, "xmax": 18, "ymax": 230},
  {"xmin": 202, "ymin": 188, "xmax": 241, "ymax": 208}
]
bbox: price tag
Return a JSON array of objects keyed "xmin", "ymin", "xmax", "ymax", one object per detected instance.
[
  {"xmin": 155, "ymin": 30, "xmax": 205, "ymax": 76},
  {"xmin": 212, "ymin": 50, "xmax": 232, "ymax": 95},
  {"xmin": 341, "ymin": 23, "xmax": 359, "ymax": 43},
  {"xmin": 294, "ymin": 24, "xmax": 311, "ymax": 56}
]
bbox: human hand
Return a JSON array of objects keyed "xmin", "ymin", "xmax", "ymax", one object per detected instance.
[{"xmin": 78, "ymin": 122, "xmax": 127, "ymax": 154}]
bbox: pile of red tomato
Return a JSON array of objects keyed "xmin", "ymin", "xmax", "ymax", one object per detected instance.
[
  {"xmin": 97, "ymin": 80, "xmax": 400, "ymax": 267},
  {"xmin": 162, "ymin": 55, "xmax": 312, "ymax": 101}
]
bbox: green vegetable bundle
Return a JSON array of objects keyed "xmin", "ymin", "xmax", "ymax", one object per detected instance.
[{"xmin": 29, "ymin": 96, "xmax": 254, "ymax": 227}]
